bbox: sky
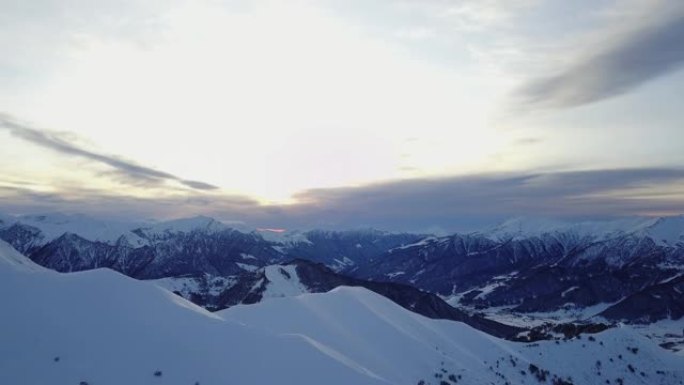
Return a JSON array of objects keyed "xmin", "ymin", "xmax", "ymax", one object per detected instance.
[{"xmin": 1, "ymin": 0, "xmax": 683, "ymax": 231}]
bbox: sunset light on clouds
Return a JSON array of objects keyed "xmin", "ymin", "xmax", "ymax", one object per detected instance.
[{"xmin": 1, "ymin": 0, "xmax": 684, "ymax": 230}]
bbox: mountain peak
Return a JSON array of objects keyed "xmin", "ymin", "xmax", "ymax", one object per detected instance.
[
  {"xmin": 640, "ymin": 215, "xmax": 684, "ymax": 245},
  {"xmin": 138, "ymin": 215, "xmax": 230, "ymax": 235},
  {"xmin": 481, "ymin": 215, "xmax": 684, "ymax": 244},
  {"xmin": 0, "ymin": 212, "xmax": 144, "ymax": 244}
]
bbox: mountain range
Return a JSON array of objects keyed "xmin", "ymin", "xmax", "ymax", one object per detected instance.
[
  {"xmin": 1, "ymin": 212, "xmax": 683, "ymax": 348},
  {"xmin": 1, "ymin": 239, "xmax": 682, "ymax": 385}
]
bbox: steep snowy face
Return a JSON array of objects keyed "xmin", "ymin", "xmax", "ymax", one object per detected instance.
[
  {"xmin": 261, "ymin": 264, "xmax": 309, "ymax": 299},
  {"xmin": 213, "ymin": 263, "xmax": 313, "ymax": 310}
]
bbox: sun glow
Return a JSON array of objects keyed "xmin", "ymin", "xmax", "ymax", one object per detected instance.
[{"xmin": 1, "ymin": 1, "xmax": 508, "ymax": 203}]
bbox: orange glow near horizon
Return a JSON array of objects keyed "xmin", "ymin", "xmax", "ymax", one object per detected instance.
[{"xmin": 256, "ymin": 228, "xmax": 287, "ymax": 233}]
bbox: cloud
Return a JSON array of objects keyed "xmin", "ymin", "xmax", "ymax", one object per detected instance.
[
  {"xmin": 516, "ymin": 6, "xmax": 684, "ymax": 108},
  {"xmin": 2, "ymin": 168, "xmax": 683, "ymax": 232},
  {"xmin": 0, "ymin": 184, "xmax": 255, "ymax": 221},
  {"xmin": 270, "ymin": 168, "xmax": 684, "ymax": 231},
  {"xmin": 0, "ymin": 114, "xmax": 218, "ymax": 191}
]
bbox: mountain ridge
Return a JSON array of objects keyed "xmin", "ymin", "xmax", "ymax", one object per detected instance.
[
  {"xmin": 2, "ymin": 238, "xmax": 682, "ymax": 385},
  {"xmin": 2, "ymin": 212, "xmax": 683, "ymax": 327}
]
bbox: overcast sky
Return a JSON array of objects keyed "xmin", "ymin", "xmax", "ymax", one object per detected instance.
[{"xmin": 1, "ymin": 0, "xmax": 683, "ymax": 231}]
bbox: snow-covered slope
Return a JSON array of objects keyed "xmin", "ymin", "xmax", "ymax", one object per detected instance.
[
  {"xmin": 1, "ymin": 239, "xmax": 683, "ymax": 385},
  {"xmin": 222, "ymin": 286, "xmax": 684, "ymax": 385},
  {"xmin": 260, "ymin": 264, "xmax": 309, "ymax": 298},
  {"xmin": 0, "ymin": 240, "xmax": 387, "ymax": 385},
  {"xmin": 214, "ymin": 259, "xmax": 523, "ymax": 338},
  {"xmin": 0, "ymin": 239, "xmax": 48, "ymax": 272}
]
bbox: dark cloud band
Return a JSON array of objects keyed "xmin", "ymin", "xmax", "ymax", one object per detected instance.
[
  {"xmin": 0, "ymin": 114, "xmax": 218, "ymax": 191},
  {"xmin": 1, "ymin": 168, "xmax": 683, "ymax": 232},
  {"xmin": 516, "ymin": 8, "xmax": 684, "ymax": 108}
]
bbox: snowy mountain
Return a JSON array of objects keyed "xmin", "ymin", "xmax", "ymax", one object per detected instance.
[
  {"xmin": 2, "ymin": 239, "xmax": 682, "ymax": 385},
  {"xmin": 353, "ymin": 222, "xmax": 684, "ymax": 320},
  {"xmin": 0, "ymin": 213, "xmax": 420, "ymax": 277},
  {"xmin": 221, "ymin": 287, "xmax": 684, "ymax": 385},
  {"xmin": 2, "ymin": 212, "xmax": 684, "ymax": 328},
  {"xmin": 598, "ymin": 274, "xmax": 684, "ymax": 323},
  {"xmin": 482, "ymin": 216, "xmax": 684, "ymax": 246},
  {"xmin": 208, "ymin": 259, "xmax": 521, "ymax": 338},
  {"xmin": 0, "ymin": 212, "xmax": 146, "ymax": 245},
  {"xmin": 0, "ymin": 240, "xmax": 390, "ymax": 385}
]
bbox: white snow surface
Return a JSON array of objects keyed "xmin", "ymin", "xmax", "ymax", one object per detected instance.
[
  {"xmin": 236, "ymin": 262, "xmax": 260, "ymax": 272},
  {"xmin": 261, "ymin": 264, "xmax": 309, "ymax": 299},
  {"xmin": 223, "ymin": 286, "xmax": 684, "ymax": 385},
  {"xmin": 0, "ymin": 240, "xmax": 388, "ymax": 385},
  {"xmin": 627, "ymin": 319, "xmax": 684, "ymax": 356},
  {"xmin": 0, "ymin": 240, "xmax": 48, "ymax": 272},
  {"xmin": 1, "ymin": 240, "xmax": 683, "ymax": 384}
]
